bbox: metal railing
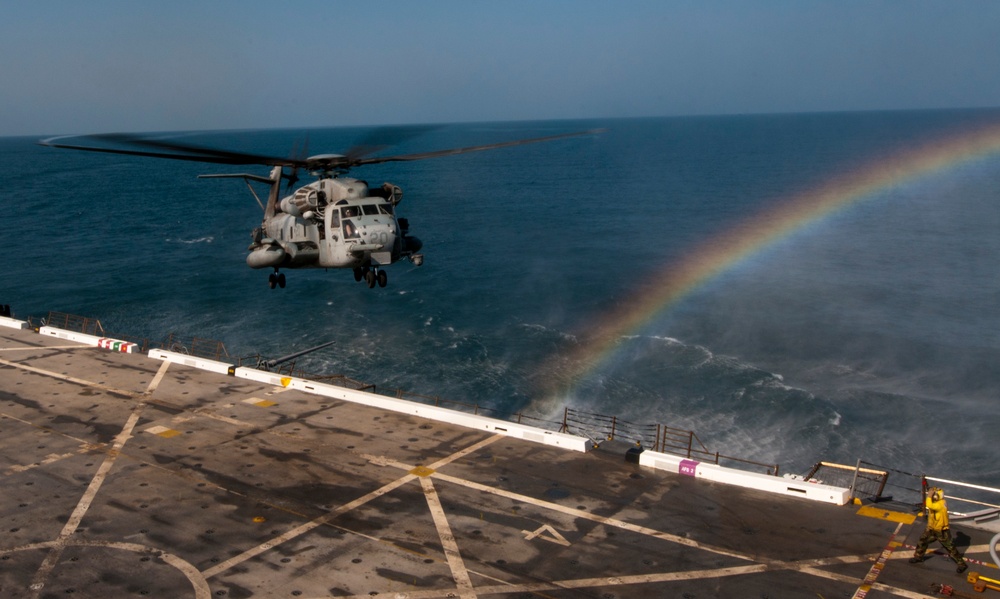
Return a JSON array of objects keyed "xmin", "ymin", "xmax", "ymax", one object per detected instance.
[
  {"xmin": 162, "ymin": 333, "xmax": 230, "ymax": 362},
  {"xmin": 924, "ymin": 475, "xmax": 1000, "ymax": 527},
  {"xmin": 806, "ymin": 461, "xmax": 889, "ymax": 501},
  {"xmin": 41, "ymin": 311, "xmax": 106, "ymax": 336},
  {"xmin": 559, "ymin": 407, "xmax": 780, "ymax": 475}
]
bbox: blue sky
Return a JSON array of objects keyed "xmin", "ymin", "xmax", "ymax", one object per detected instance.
[{"xmin": 3, "ymin": 1, "xmax": 999, "ymax": 136}]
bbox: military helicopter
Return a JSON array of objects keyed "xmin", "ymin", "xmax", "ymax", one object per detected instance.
[{"xmin": 39, "ymin": 128, "xmax": 597, "ymax": 289}]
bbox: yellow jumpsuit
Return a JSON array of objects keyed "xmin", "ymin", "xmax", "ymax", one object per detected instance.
[{"xmin": 913, "ymin": 492, "xmax": 966, "ymax": 568}]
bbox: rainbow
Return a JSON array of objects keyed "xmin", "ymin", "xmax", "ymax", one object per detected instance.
[{"xmin": 545, "ymin": 118, "xmax": 1000, "ymax": 396}]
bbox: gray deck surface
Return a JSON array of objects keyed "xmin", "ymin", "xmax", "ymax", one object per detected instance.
[{"xmin": 0, "ymin": 325, "xmax": 997, "ymax": 598}]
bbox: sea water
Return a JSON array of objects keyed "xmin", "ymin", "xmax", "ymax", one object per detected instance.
[{"xmin": 4, "ymin": 109, "xmax": 999, "ymax": 489}]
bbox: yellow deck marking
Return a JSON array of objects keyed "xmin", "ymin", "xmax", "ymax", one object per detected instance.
[
  {"xmin": 242, "ymin": 397, "xmax": 277, "ymax": 407},
  {"xmin": 144, "ymin": 425, "xmax": 182, "ymax": 438},
  {"xmin": 410, "ymin": 465, "xmax": 436, "ymax": 477},
  {"xmin": 856, "ymin": 505, "xmax": 916, "ymax": 524}
]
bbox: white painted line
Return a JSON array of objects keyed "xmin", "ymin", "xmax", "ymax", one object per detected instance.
[
  {"xmin": 28, "ymin": 407, "xmax": 144, "ymax": 597},
  {"xmin": 0, "ymin": 356, "xmax": 138, "ymax": 397},
  {"xmin": 7, "ymin": 540, "xmax": 210, "ymax": 599},
  {"xmin": 199, "ymin": 435, "xmax": 503, "ymax": 582},
  {"xmin": 145, "ymin": 359, "xmax": 171, "ymax": 394},
  {"xmin": 200, "ymin": 472, "xmax": 418, "ymax": 579},
  {"xmin": 522, "ymin": 523, "xmax": 570, "ymax": 546},
  {"xmin": 421, "ymin": 475, "xmax": 476, "ymax": 598},
  {"xmin": 0, "ymin": 345, "xmax": 84, "ymax": 351}
]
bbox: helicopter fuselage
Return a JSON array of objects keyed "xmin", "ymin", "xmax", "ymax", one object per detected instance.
[{"xmin": 247, "ymin": 175, "xmax": 422, "ymax": 280}]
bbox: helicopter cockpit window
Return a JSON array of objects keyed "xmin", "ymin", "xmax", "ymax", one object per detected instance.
[
  {"xmin": 379, "ymin": 203, "xmax": 394, "ymax": 215},
  {"xmin": 343, "ymin": 220, "xmax": 360, "ymax": 239},
  {"xmin": 362, "ymin": 204, "xmax": 379, "ymax": 216},
  {"xmin": 341, "ymin": 206, "xmax": 358, "ymax": 218}
]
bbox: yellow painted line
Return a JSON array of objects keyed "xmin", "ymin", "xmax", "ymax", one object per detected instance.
[
  {"xmin": 410, "ymin": 466, "xmax": 436, "ymax": 477},
  {"xmin": 242, "ymin": 397, "xmax": 277, "ymax": 408},
  {"xmin": 145, "ymin": 425, "xmax": 182, "ymax": 438},
  {"xmin": 856, "ymin": 505, "xmax": 916, "ymax": 524}
]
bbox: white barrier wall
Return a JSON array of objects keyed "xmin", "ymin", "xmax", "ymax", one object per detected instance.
[
  {"xmin": 146, "ymin": 350, "xmax": 591, "ymax": 452},
  {"xmin": 147, "ymin": 349, "xmax": 234, "ymax": 375},
  {"xmin": 234, "ymin": 367, "xmax": 591, "ymax": 452},
  {"xmin": 0, "ymin": 316, "xmax": 28, "ymax": 330},
  {"xmin": 639, "ymin": 449, "xmax": 850, "ymax": 505},
  {"xmin": 37, "ymin": 327, "xmax": 137, "ymax": 353}
]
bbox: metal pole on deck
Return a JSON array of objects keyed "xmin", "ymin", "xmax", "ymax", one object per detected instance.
[{"xmin": 848, "ymin": 458, "xmax": 862, "ymax": 503}]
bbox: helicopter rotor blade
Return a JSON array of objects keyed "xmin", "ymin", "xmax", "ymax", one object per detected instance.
[
  {"xmin": 39, "ymin": 134, "xmax": 306, "ymax": 168},
  {"xmin": 40, "ymin": 128, "xmax": 604, "ymax": 173},
  {"xmin": 348, "ymin": 129, "xmax": 605, "ymax": 167}
]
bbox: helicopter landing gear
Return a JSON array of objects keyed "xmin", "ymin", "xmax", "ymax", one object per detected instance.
[
  {"xmin": 268, "ymin": 270, "xmax": 286, "ymax": 289},
  {"xmin": 357, "ymin": 266, "xmax": 388, "ymax": 289}
]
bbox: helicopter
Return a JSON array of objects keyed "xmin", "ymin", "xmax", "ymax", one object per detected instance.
[{"xmin": 39, "ymin": 128, "xmax": 598, "ymax": 289}]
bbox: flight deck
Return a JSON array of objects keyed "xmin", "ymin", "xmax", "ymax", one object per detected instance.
[{"xmin": 1, "ymin": 321, "xmax": 998, "ymax": 598}]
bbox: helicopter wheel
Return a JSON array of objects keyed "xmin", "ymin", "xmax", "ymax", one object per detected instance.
[
  {"xmin": 377, "ymin": 270, "xmax": 387, "ymax": 288},
  {"xmin": 365, "ymin": 270, "xmax": 376, "ymax": 288},
  {"xmin": 277, "ymin": 273, "xmax": 286, "ymax": 289},
  {"xmin": 268, "ymin": 273, "xmax": 277, "ymax": 289},
  {"xmin": 353, "ymin": 267, "xmax": 364, "ymax": 282}
]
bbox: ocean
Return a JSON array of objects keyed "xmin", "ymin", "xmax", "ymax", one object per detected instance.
[{"xmin": 4, "ymin": 109, "xmax": 999, "ymax": 493}]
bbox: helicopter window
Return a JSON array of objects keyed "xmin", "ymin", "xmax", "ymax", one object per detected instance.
[
  {"xmin": 343, "ymin": 220, "xmax": 360, "ymax": 239},
  {"xmin": 362, "ymin": 204, "xmax": 379, "ymax": 216},
  {"xmin": 341, "ymin": 206, "xmax": 358, "ymax": 218},
  {"xmin": 379, "ymin": 203, "xmax": 394, "ymax": 215}
]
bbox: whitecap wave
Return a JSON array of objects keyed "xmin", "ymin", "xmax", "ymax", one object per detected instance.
[{"xmin": 168, "ymin": 236, "xmax": 214, "ymax": 244}]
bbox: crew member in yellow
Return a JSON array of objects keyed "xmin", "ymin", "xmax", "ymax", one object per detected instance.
[{"xmin": 909, "ymin": 487, "xmax": 968, "ymax": 573}]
